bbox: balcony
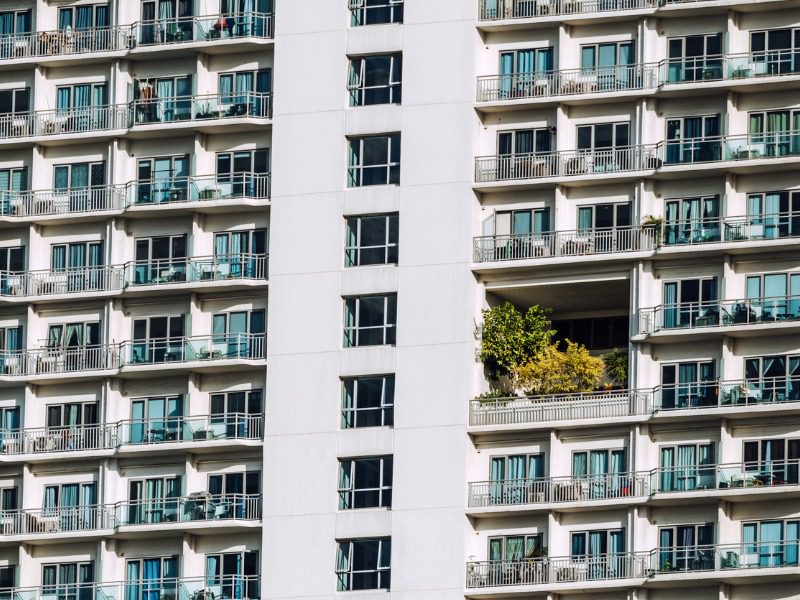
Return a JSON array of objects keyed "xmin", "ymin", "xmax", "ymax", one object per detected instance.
[
  {"xmin": 478, "ymin": 0, "xmax": 658, "ymax": 21},
  {"xmin": 637, "ymin": 295, "xmax": 800, "ymax": 338},
  {"xmin": 474, "ymin": 144, "xmax": 661, "ymax": 186},
  {"xmin": 2, "ymin": 576, "xmax": 261, "ymax": 600},
  {"xmin": 0, "ymin": 334, "xmax": 265, "ymax": 381},
  {"xmin": 0, "ymin": 105, "xmax": 128, "ymax": 144},
  {"xmin": 131, "ymin": 92, "xmax": 272, "ymax": 127},
  {"xmin": 0, "ymin": 173, "xmax": 270, "ymax": 223},
  {"xmin": 661, "ymin": 131, "xmax": 800, "ymax": 167},
  {"xmin": 466, "ymin": 553, "xmax": 650, "ymax": 591},
  {"xmin": 473, "ymin": 227, "xmax": 656, "ymax": 264},
  {"xmin": 0, "ymin": 26, "xmax": 132, "ymax": 64},
  {"xmin": 476, "ymin": 52, "xmax": 800, "ymax": 106},
  {"xmin": 128, "ymin": 254, "xmax": 268, "ymax": 288},
  {"xmin": 135, "ymin": 14, "xmax": 274, "ymax": 47},
  {"xmin": 0, "ymin": 266, "xmax": 125, "ymax": 299},
  {"xmin": 467, "ymin": 460, "xmax": 800, "ymax": 514},
  {"xmin": 0, "ymin": 414, "xmax": 264, "ymax": 460},
  {"xmin": 469, "ymin": 377, "xmax": 800, "ymax": 429},
  {"xmin": 477, "ymin": 64, "xmax": 659, "ymax": 104},
  {"xmin": 654, "ymin": 541, "xmax": 800, "ymax": 576}
]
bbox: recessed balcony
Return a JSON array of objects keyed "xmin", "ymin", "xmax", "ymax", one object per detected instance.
[
  {"xmin": 0, "ymin": 26, "xmax": 132, "ymax": 67},
  {"xmin": 476, "ymin": 52, "xmax": 800, "ymax": 108},
  {"xmin": 469, "ymin": 377, "xmax": 800, "ymax": 431},
  {"xmin": 636, "ymin": 294, "xmax": 800, "ymax": 341},
  {"xmin": 467, "ymin": 459, "xmax": 800, "ymax": 515},
  {"xmin": 0, "ymin": 173, "xmax": 271, "ymax": 224},
  {"xmin": 0, "ymin": 414, "xmax": 264, "ymax": 462},
  {"xmin": 0, "ymin": 494, "xmax": 260, "ymax": 542},
  {"xmin": 133, "ymin": 13, "xmax": 274, "ymax": 48},
  {"xmin": 0, "ymin": 333, "xmax": 265, "ymax": 382}
]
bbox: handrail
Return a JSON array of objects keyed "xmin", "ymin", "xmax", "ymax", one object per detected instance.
[
  {"xmin": 638, "ymin": 294, "xmax": 800, "ymax": 334},
  {"xmin": 469, "ymin": 377, "xmax": 800, "ymax": 426}
]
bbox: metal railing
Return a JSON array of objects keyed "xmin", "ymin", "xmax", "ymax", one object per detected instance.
[
  {"xmin": 466, "ymin": 553, "xmax": 650, "ymax": 588},
  {"xmin": 131, "ymin": 92, "xmax": 272, "ymax": 125},
  {"xmin": 0, "ymin": 505, "xmax": 117, "ymax": 535},
  {"xmin": 135, "ymin": 13, "xmax": 274, "ymax": 45},
  {"xmin": 661, "ymin": 50, "xmax": 800, "ymax": 85},
  {"xmin": 121, "ymin": 333, "xmax": 265, "ymax": 366},
  {"xmin": 117, "ymin": 413, "xmax": 264, "ymax": 446},
  {"xmin": 475, "ymin": 144, "xmax": 662, "ymax": 183},
  {"xmin": 468, "ymin": 472, "xmax": 652, "ymax": 507},
  {"xmin": 638, "ymin": 294, "xmax": 800, "ymax": 334},
  {"xmin": 0, "ymin": 576, "xmax": 261, "ymax": 600},
  {"xmin": 653, "ymin": 541, "xmax": 800, "ymax": 573},
  {"xmin": 477, "ymin": 64, "xmax": 659, "ymax": 102},
  {"xmin": 470, "ymin": 377, "xmax": 800, "ymax": 426},
  {"xmin": 0, "ymin": 26, "xmax": 133, "ymax": 61},
  {"xmin": 663, "ymin": 131, "xmax": 800, "ymax": 165},
  {"xmin": 478, "ymin": 0, "xmax": 659, "ymax": 20},
  {"xmin": 0, "ymin": 105, "xmax": 129, "ymax": 140},
  {"xmin": 0, "ymin": 266, "xmax": 126, "ymax": 298},
  {"xmin": 117, "ymin": 493, "xmax": 261, "ymax": 525},
  {"xmin": 126, "ymin": 254, "xmax": 268, "ymax": 286},
  {"xmin": 655, "ymin": 459, "xmax": 800, "ymax": 494},
  {"xmin": 0, "ymin": 173, "xmax": 270, "ymax": 221},
  {"xmin": 473, "ymin": 227, "xmax": 657, "ymax": 262},
  {"xmin": 0, "ymin": 424, "xmax": 114, "ymax": 455}
]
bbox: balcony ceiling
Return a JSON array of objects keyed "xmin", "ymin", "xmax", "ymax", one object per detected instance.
[{"xmin": 486, "ymin": 275, "xmax": 629, "ymax": 314}]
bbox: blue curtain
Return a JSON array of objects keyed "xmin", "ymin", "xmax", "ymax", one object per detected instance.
[
  {"xmin": 76, "ymin": 7, "xmax": 92, "ymax": 30},
  {"xmin": 786, "ymin": 522, "xmax": 799, "ymax": 565},
  {"xmin": 73, "ymin": 85, "xmax": 90, "ymax": 108},
  {"xmin": 663, "ymin": 282, "xmax": 678, "ymax": 328},
  {"xmin": 57, "ymin": 88, "xmax": 72, "ymax": 112},
  {"xmin": 130, "ymin": 401, "xmax": 145, "ymax": 443},
  {"xmin": 157, "ymin": 80, "xmax": 174, "ymax": 121},
  {"xmin": 206, "ymin": 556, "xmax": 220, "ymax": 584},
  {"xmin": 499, "ymin": 53, "xmax": 513, "ymax": 98},
  {"xmin": 58, "ymin": 10, "xmax": 72, "ymax": 30},
  {"xmin": 677, "ymin": 445, "xmax": 696, "ymax": 491},
  {"xmin": 573, "ymin": 453, "xmax": 587, "ymax": 477},
  {"xmin": 125, "ymin": 562, "xmax": 140, "ymax": 600},
  {"xmin": 528, "ymin": 455, "xmax": 544, "ymax": 479},
  {"xmin": 571, "ymin": 534, "xmax": 586, "ymax": 557},
  {"xmin": 760, "ymin": 522, "xmax": 782, "ymax": 567},
  {"xmin": 590, "ymin": 450, "xmax": 609, "ymax": 476}
]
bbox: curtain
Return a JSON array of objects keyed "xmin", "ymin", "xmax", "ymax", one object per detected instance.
[
  {"xmin": 663, "ymin": 282, "xmax": 678, "ymax": 329},
  {"xmin": 760, "ymin": 522, "xmax": 782, "ymax": 567},
  {"xmin": 157, "ymin": 80, "xmax": 174, "ymax": 122},
  {"xmin": 76, "ymin": 7, "xmax": 92, "ymax": 30},
  {"xmin": 44, "ymin": 486, "xmax": 58, "ymax": 510},
  {"xmin": 590, "ymin": 450, "xmax": 609, "ymax": 476},
  {"xmin": 578, "ymin": 207, "xmax": 593, "ymax": 232},
  {"xmin": 660, "ymin": 447, "xmax": 675, "ymax": 491},
  {"xmin": 62, "ymin": 484, "xmax": 79, "ymax": 508},
  {"xmin": 57, "ymin": 88, "xmax": 72, "ymax": 112},
  {"xmin": 572, "ymin": 534, "xmax": 586, "ymax": 557},
  {"xmin": 610, "ymin": 450, "xmax": 624, "ymax": 493},
  {"xmin": 220, "ymin": 75, "xmax": 234, "ymax": 104},
  {"xmin": 52, "ymin": 246, "xmax": 66, "ymax": 271},
  {"xmin": 528, "ymin": 455, "xmax": 544, "ymax": 479},
  {"xmin": 677, "ymin": 445, "xmax": 696, "ymax": 490},
  {"xmin": 573, "ymin": 452, "xmax": 587, "ymax": 477},
  {"xmin": 786, "ymin": 522, "xmax": 799, "ymax": 565},
  {"xmin": 126, "ymin": 562, "xmax": 140, "ymax": 600},
  {"xmin": 130, "ymin": 401, "xmax": 144, "ymax": 443},
  {"xmin": 505, "ymin": 537, "xmax": 523, "ymax": 561},
  {"xmin": 59, "ymin": 10, "xmax": 72, "ymax": 31},
  {"xmin": 659, "ymin": 529, "xmax": 673, "ymax": 570}
]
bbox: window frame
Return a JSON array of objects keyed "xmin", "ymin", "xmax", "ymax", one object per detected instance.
[
  {"xmin": 336, "ymin": 538, "xmax": 391, "ymax": 591},
  {"xmin": 345, "ymin": 213, "xmax": 399, "ymax": 267},
  {"xmin": 341, "ymin": 375, "xmax": 395, "ymax": 429},
  {"xmin": 348, "ymin": 53, "xmax": 402, "ymax": 106},
  {"xmin": 350, "ymin": 0, "xmax": 403, "ymax": 26},
  {"xmin": 347, "ymin": 134, "xmax": 401, "ymax": 187},
  {"xmin": 343, "ymin": 294, "xmax": 397, "ymax": 347},
  {"xmin": 338, "ymin": 455, "xmax": 393, "ymax": 510}
]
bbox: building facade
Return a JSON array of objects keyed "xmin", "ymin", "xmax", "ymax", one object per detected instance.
[{"xmin": 1, "ymin": 1, "xmax": 800, "ymax": 600}]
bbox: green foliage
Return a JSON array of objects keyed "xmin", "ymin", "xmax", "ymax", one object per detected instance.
[
  {"xmin": 602, "ymin": 349, "xmax": 628, "ymax": 388},
  {"xmin": 479, "ymin": 302, "xmax": 555, "ymax": 378},
  {"xmin": 514, "ymin": 341, "xmax": 605, "ymax": 396}
]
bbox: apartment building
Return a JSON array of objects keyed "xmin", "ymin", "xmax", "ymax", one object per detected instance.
[{"xmin": 2, "ymin": 0, "xmax": 800, "ymax": 599}]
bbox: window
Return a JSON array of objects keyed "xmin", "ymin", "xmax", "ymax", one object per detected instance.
[
  {"xmin": 344, "ymin": 294, "xmax": 397, "ymax": 347},
  {"xmin": 136, "ymin": 155, "xmax": 190, "ymax": 204},
  {"xmin": 743, "ymin": 438, "xmax": 800, "ymax": 484},
  {"xmin": 216, "ymin": 149, "xmax": 270, "ymax": 198},
  {"xmin": 218, "ymin": 70, "xmax": 271, "ymax": 117},
  {"xmin": 494, "ymin": 208, "xmax": 550, "ymax": 238},
  {"xmin": 210, "ymin": 389, "xmax": 264, "ymax": 438},
  {"xmin": 751, "ymin": 28, "xmax": 800, "ymax": 75},
  {"xmin": 746, "ymin": 272, "xmax": 800, "ymax": 318},
  {"xmin": 581, "ymin": 42, "xmax": 634, "ymax": 89},
  {"xmin": 133, "ymin": 76, "xmax": 193, "ymax": 124},
  {"xmin": 666, "ymin": 33, "xmax": 723, "ymax": 82},
  {"xmin": 213, "ymin": 229, "xmax": 268, "ymax": 279},
  {"xmin": 744, "ymin": 354, "xmax": 800, "ymax": 403},
  {"xmin": 342, "ymin": 375, "xmax": 394, "ymax": 428},
  {"xmin": 498, "ymin": 128, "xmax": 552, "ymax": 156},
  {"xmin": 659, "ymin": 442, "xmax": 715, "ymax": 491},
  {"xmin": 577, "ymin": 122, "xmax": 630, "ymax": 151},
  {"xmin": 0, "ymin": 89, "xmax": 29, "ymax": 116},
  {"xmin": 570, "ymin": 530, "xmax": 625, "ymax": 578},
  {"xmin": 0, "ymin": 486, "xmax": 18, "ymax": 510},
  {"xmin": 350, "ymin": 0, "xmax": 403, "ymax": 26},
  {"xmin": 47, "ymin": 403, "xmax": 98, "ymax": 428},
  {"xmin": 139, "ymin": 0, "xmax": 194, "ymax": 45},
  {"xmin": 348, "ymin": 54, "xmax": 402, "ymax": 106},
  {"xmin": 212, "ymin": 310, "xmax": 266, "ymax": 358},
  {"xmin": 134, "ymin": 235, "xmax": 187, "ymax": 285},
  {"xmin": 0, "ymin": 167, "xmax": 27, "ymax": 214},
  {"xmin": 0, "ymin": 326, "xmax": 22, "ymax": 353},
  {"xmin": 125, "ymin": 557, "xmax": 178, "ymax": 600},
  {"xmin": 339, "ymin": 456, "xmax": 392, "ymax": 509},
  {"xmin": 748, "ymin": 110, "xmax": 800, "ymax": 157},
  {"xmin": 43, "ymin": 483, "xmax": 96, "ymax": 527},
  {"xmin": 0, "ymin": 566, "xmax": 14, "ymax": 590},
  {"xmin": 46, "ymin": 322, "xmax": 101, "ymax": 350},
  {"xmin": 348, "ymin": 134, "xmax": 400, "ymax": 187},
  {"xmin": 496, "ymin": 47, "xmax": 553, "ymax": 99},
  {"xmin": 129, "ymin": 395, "xmax": 183, "ymax": 444},
  {"xmin": 578, "ymin": 203, "xmax": 631, "ymax": 231},
  {"xmin": 747, "ymin": 191, "xmax": 800, "ymax": 239},
  {"xmin": 131, "ymin": 315, "xmax": 186, "ymax": 364},
  {"xmin": 42, "ymin": 563, "xmax": 94, "ymax": 600},
  {"xmin": 742, "ymin": 520, "xmax": 800, "ymax": 567},
  {"xmin": 661, "ymin": 277, "xmax": 718, "ymax": 329},
  {"xmin": 0, "ymin": 10, "xmax": 31, "ymax": 35},
  {"xmin": 54, "ymin": 162, "xmax": 105, "ymax": 193},
  {"xmin": 572, "ymin": 449, "xmax": 628, "ymax": 496},
  {"xmin": 489, "ymin": 534, "xmax": 544, "ymax": 562},
  {"xmin": 660, "ymin": 361, "xmax": 716, "ymax": 409},
  {"xmin": 56, "ymin": 84, "xmax": 107, "ymax": 112},
  {"xmin": 208, "ymin": 471, "xmax": 261, "ymax": 519},
  {"xmin": 489, "ymin": 453, "xmax": 544, "ymax": 504},
  {"xmin": 665, "ymin": 114, "xmax": 722, "ymax": 164},
  {"xmin": 658, "ymin": 523, "xmax": 715, "ymax": 571},
  {"xmin": 0, "ymin": 406, "xmax": 19, "ymax": 433},
  {"xmin": 58, "ymin": 5, "xmax": 109, "ymax": 30},
  {"xmin": 336, "ymin": 538, "xmax": 391, "ymax": 591},
  {"xmin": 221, "ymin": 0, "xmax": 273, "ymax": 36},
  {"xmin": 552, "ymin": 316, "xmax": 629, "ymax": 351},
  {"xmin": 127, "ymin": 476, "xmax": 181, "ymax": 524},
  {"xmin": 664, "ymin": 196, "xmax": 720, "ymax": 245},
  {"xmin": 206, "ymin": 551, "xmax": 259, "ymax": 600},
  {"xmin": 345, "ymin": 214, "xmax": 398, "ymax": 267},
  {"xmin": 51, "ymin": 242, "xmax": 104, "ymax": 273}
]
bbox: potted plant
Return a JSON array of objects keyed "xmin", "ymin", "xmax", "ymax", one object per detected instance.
[{"xmin": 642, "ymin": 215, "xmax": 664, "ymax": 248}]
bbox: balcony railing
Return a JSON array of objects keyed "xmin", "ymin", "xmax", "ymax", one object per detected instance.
[
  {"xmin": 638, "ymin": 295, "xmax": 800, "ymax": 335},
  {"xmin": 466, "ymin": 553, "xmax": 650, "ymax": 588},
  {"xmin": 468, "ymin": 460, "xmax": 800, "ymax": 509},
  {"xmin": 1, "ymin": 576, "xmax": 261, "ymax": 600},
  {"xmin": 0, "ymin": 335, "xmax": 265, "ymax": 378},
  {"xmin": 136, "ymin": 13, "xmax": 274, "ymax": 46},
  {"xmin": 478, "ymin": 0, "xmax": 659, "ymax": 20},
  {"xmin": 0, "ymin": 414, "xmax": 263, "ymax": 457},
  {"xmin": 117, "ymin": 413, "xmax": 264, "ymax": 446},
  {"xmin": 470, "ymin": 377, "xmax": 800, "ymax": 427},
  {"xmin": 127, "ymin": 254, "xmax": 268, "ymax": 286},
  {"xmin": 468, "ymin": 472, "xmax": 652, "ymax": 508},
  {"xmin": 0, "ymin": 26, "xmax": 133, "ymax": 61},
  {"xmin": 664, "ymin": 131, "xmax": 800, "ymax": 165},
  {"xmin": 477, "ymin": 64, "xmax": 659, "ymax": 102},
  {"xmin": 0, "ymin": 505, "xmax": 117, "ymax": 535},
  {"xmin": 662, "ymin": 50, "xmax": 800, "ymax": 85},
  {"xmin": 0, "ymin": 266, "xmax": 124, "ymax": 298},
  {"xmin": 475, "ymin": 144, "xmax": 662, "ymax": 183},
  {"xmin": 117, "ymin": 493, "xmax": 261, "ymax": 525},
  {"xmin": 131, "ymin": 92, "xmax": 272, "ymax": 125},
  {"xmin": 473, "ymin": 227, "xmax": 657, "ymax": 263},
  {"xmin": 654, "ymin": 541, "xmax": 800, "ymax": 573},
  {"xmin": 0, "ymin": 105, "xmax": 129, "ymax": 140}
]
